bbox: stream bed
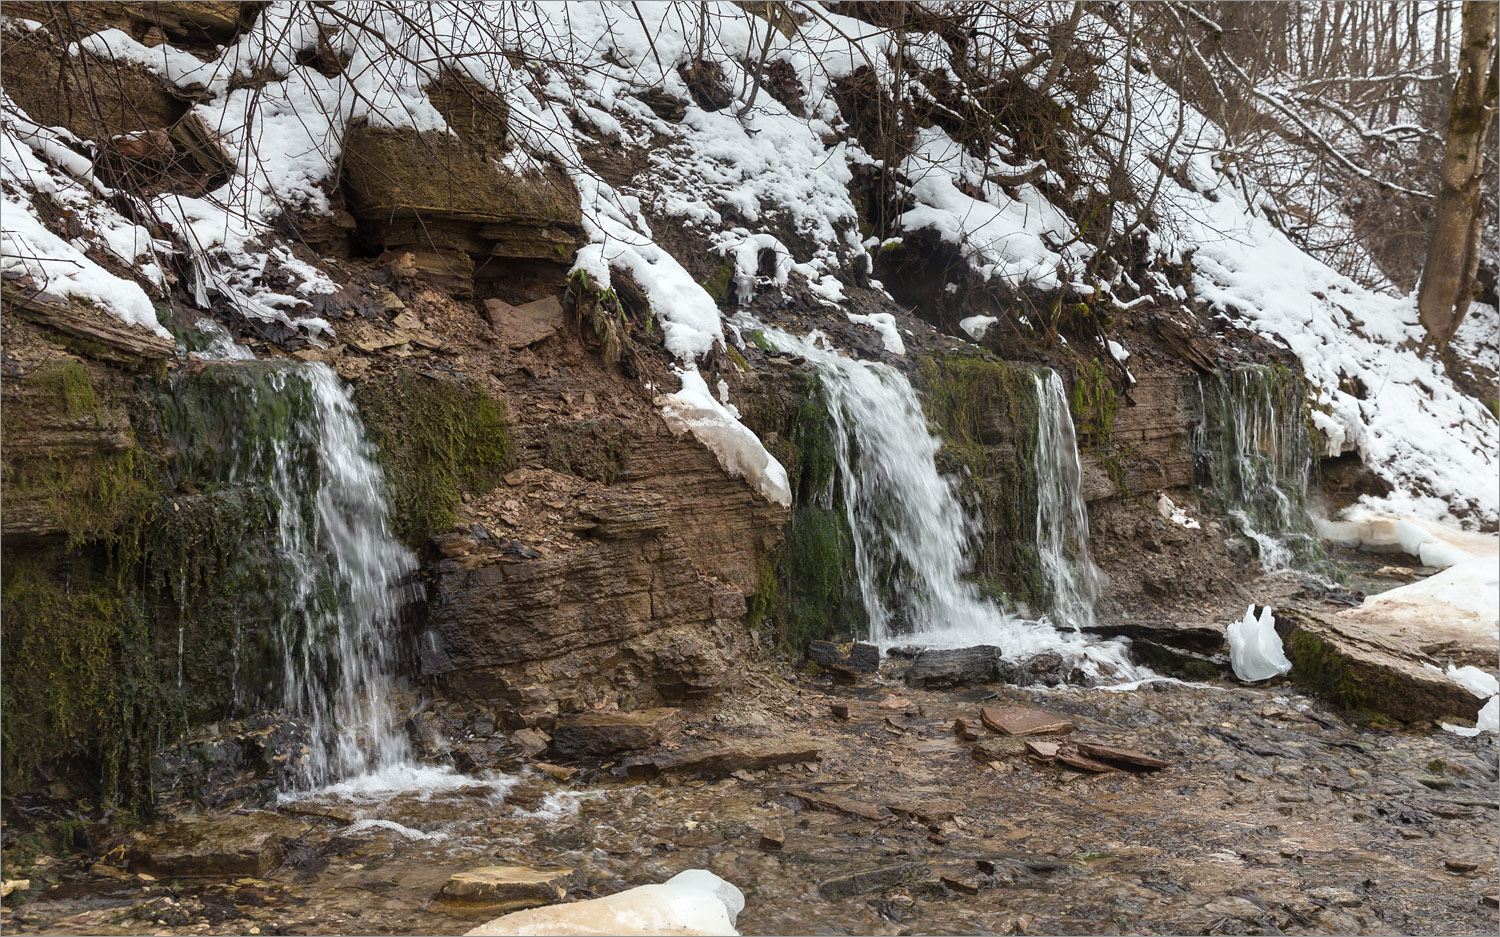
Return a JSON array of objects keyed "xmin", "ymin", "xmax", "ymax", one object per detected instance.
[{"xmin": 5, "ymin": 674, "xmax": 1496, "ymax": 936}]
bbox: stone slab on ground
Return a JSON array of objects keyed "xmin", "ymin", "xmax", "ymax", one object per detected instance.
[
  {"xmin": 127, "ymin": 815, "xmax": 303, "ymax": 878},
  {"xmin": 980, "ymin": 705, "xmax": 1075, "ymax": 736},
  {"xmin": 439, "ymin": 866, "xmax": 573, "ymax": 910},
  {"xmin": 817, "ymin": 861, "xmax": 930, "ymax": 900},
  {"xmin": 1276, "ymin": 608, "xmax": 1491, "ymax": 723},
  {"xmin": 551, "ymin": 708, "xmax": 684, "ymax": 758},
  {"xmin": 622, "ymin": 737, "xmax": 820, "ymax": 776}
]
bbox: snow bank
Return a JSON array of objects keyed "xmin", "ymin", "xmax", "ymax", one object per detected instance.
[
  {"xmin": 465, "ymin": 869, "xmax": 743, "ymax": 937},
  {"xmin": 659, "ymin": 369, "xmax": 791, "ymax": 507},
  {"xmin": 1315, "ymin": 511, "xmax": 1498, "ymax": 569}
]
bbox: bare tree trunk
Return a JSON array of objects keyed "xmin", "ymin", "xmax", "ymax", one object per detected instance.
[
  {"xmin": 1418, "ymin": 0, "xmax": 1499, "ymax": 349},
  {"xmin": 1036, "ymin": 1, "xmax": 1086, "ymax": 96}
]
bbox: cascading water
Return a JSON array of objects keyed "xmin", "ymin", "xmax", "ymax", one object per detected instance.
[
  {"xmin": 1192, "ymin": 366, "xmax": 1330, "ymax": 576},
  {"xmin": 1033, "ymin": 370, "xmax": 1102, "ymax": 630},
  {"xmin": 758, "ymin": 325, "xmax": 1136, "ymax": 679},
  {"xmin": 161, "ymin": 323, "xmax": 419, "ymax": 788}
]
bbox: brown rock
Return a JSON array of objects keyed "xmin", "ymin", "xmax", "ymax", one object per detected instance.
[
  {"xmin": 886, "ymin": 800, "xmax": 961, "ymax": 824},
  {"xmin": 830, "ymin": 702, "xmax": 851, "ymax": 720},
  {"xmin": 941, "ymin": 875, "xmax": 982, "ymax": 895},
  {"xmin": 1073, "ymin": 742, "xmax": 1169, "ymax": 770},
  {"xmin": 791, "ymin": 791, "xmax": 889, "ymax": 822},
  {"xmin": 954, "ymin": 718, "xmax": 980, "ymax": 741},
  {"xmin": 439, "ymin": 866, "xmax": 572, "ymax": 910},
  {"xmin": 551, "ymin": 708, "xmax": 684, "ymax": 759},
  {"xmin": 1444, "ymin": 859, "xmax": 1479, "ymax": 874},
  {"xmin": 128, "ymin": 816, "xmax": 300, "ymax": 878},
  {"xmin": 980, "ymin": 706, "xmax": 1075, "ymax": 737},
  {"xmin": 1024, "ymin": 740, "xmax": 1060, "ymax": 760},
  {"xmin": 484, "ymin": 298, "xmax": 561, "ymax": 349},
  {"xmin": 1053, "ymin": 749, "xmax": 1123, "ymax": 774},
  {"xmin": 758, "ymin": 824, "xmax": 785, "ymax": 851},
  {"xmin": 623, "ymin": 737, "xmax": 820, "ymax": 776}
]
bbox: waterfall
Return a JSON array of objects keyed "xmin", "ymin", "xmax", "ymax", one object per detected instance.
[
  {"xmin": 1192, "ymin": 366, "xmax": 1328, "ymax": 575},
  {"xmin": 163, "ymin": 324, "xmax": 419, "ymax": 787},
  {"xmin": 1033, "ymin": 370, "xmax": 1102, "ymax": 630},
  {"xmin": 758, "ymin": 326, "xmax": 1136, "ymax": 678}
]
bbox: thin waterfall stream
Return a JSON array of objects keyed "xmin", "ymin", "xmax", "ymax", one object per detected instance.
[
  {"xmin": 163, "ymin": 323, "xmax": 429, "ymax": 790},
  {"xmin": 758, "ymin": 325, "xmax": 1138, "ymax": 680}
]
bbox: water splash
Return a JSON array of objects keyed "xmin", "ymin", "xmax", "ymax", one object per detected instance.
[
  {"xmin": 1033, "ymin": 370, "xmax": 1102, "ymax": 630},
  {"xmin": 758, "ymin": 325, "xmax": 1136, "ymax": 679}
]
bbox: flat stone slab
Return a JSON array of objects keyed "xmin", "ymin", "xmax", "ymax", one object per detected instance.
[
  {"xmin": 1277, "ymin": 608, "xmax": 1491, "ymax": 723},
  {"xmin": 439, "ymin": 866, "xmax": 573, "ymax": 910},
  {"xmin": 623, "ymin": 737, "xmax": 820, "ymax": 776},
  {"xmin": 791, "ymin": 791, "xmax": 889, "ymax": 822},
  {"xmin": 551, "ymin": 708, "xmax": 684, "ymax": 759},
  {"xmin": 980, "ymin": 705, "xmax": 1075, "ymax": 736},
  {"xmin": 1074, "ymin": 742, "xmax": 1169, "ymax": 770},
  {"xmin": 128, "ymin": 815, "xmax": 303, "ymax": 878}
]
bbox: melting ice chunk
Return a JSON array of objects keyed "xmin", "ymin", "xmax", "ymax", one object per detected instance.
[
  {"xmin": 465, "ymin": 869, "xmax": 744, "ymax": 936},
  {"xmin": 1228, "ymin": 605, "xmax": 1292, "ymax": 682}
]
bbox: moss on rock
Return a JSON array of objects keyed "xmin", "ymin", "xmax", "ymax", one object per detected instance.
[
  {"xmin": 914, "ymin": 352, "xmax": 1044, "ymax": 609},
  {"xmin": 355, "ymin": 372, "xmax": 517, "ymax": 545}
]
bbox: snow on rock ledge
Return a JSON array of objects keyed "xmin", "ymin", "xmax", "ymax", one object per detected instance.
[{"xmin": 659, "ymin": 369, "xmax": 792, "ymax": 508}]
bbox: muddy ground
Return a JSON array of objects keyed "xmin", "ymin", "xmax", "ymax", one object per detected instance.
[{"xmin": 3, "ymin": 655, "xmax": 1496, "ymax": 937}]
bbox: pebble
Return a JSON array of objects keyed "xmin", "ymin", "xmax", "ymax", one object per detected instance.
[{"xmin": 1444, "ymin": 859, "xmax": 1479, "ymax": 873}]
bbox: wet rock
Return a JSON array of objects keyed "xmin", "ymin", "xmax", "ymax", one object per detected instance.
[
  {"xmin": 512, "ymin": 727, "xmax": 551, "ymax": 760},
  {"xmin": 904, "ymin": 646, "xmax": 1003, "ymax": 688},
  {"xmin": 817, "ymin": 861, "xmax": 929, "ymax": 900},
  {"xmin": 758, "ymin": 825, "xmax": 785, "ymax": 851},
  {"xmin": 1009, "ymin": 652, "xmax": 1080, "ymax": 687},
  {"xmin": 1073, "ymin": 742, "xmax": 1169, "ymax": 770},
  {"xmin": 439, "ymin": 866, "xmax": 573, "ymax": 910},
  {"xmin": 940, "ymin": 874, "xmax": 981, "ymax": 895},
  {"xmin": 807, "ymin": 640, "xmax": 880, "ymax": 675},
  {"xmin": 980, "ymin": 705, "xmax": 1075, "ymax": 736},
  {"xmin": 128, "ymin": 815, "xmax": 301, "ymax": 878},
  {"xmin": 622, "ymin": 737, "xmax": 820, "ymax": 776},
  {"xmin": 551, "ymin": 708, "xmax": 684, "ymax": 759},
  {"xmin": 791, "ymin": 791, "xmax": 889, "ymax": 822},
  {"xmin": 452, "ymin": 737, "xmax": 526, "ymax": 773},
  {"xmin": 152, "ymin": 713, "xmax": 313, "ymax": 809},
  {"xmin": 1276, "ymin": 607, "xmax": 1491, "ymax": 723}
]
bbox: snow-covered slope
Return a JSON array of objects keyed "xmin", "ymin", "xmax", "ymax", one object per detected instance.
[{"xmin": 2, "ymin": 2, "xmax": 1493, "ymax": 524}]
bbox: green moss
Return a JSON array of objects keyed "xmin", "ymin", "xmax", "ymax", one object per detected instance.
[
  {"xmin": 36, "ymin": 358, "xmax": 100, "ymax": 419},
  {"xmin": 779, "ymin": 504, "xmax": 861, "ymax": 652},
  {"xmin": 1, "ymin": 547, "xmax": 178, "ymax": 812},
  {"xmin": 700, "ymin": 252, "xmax": 737, "ymax": 306},
  {"xmin": 355, "ymin": 372, "xmax": 516, "ymax": 545},
  {"xmin": 745, "ymin": 329, "xmax": 774, "ymax": 353},
  {"xmin": 1281, "ymin": 628, "xmax": 1390, "ymax": 723},
  {"xmin": 915, "ymin": 352, "xmax": 1044, "ymax": 607},
  {"xmin": 1068, "ymin": 357, "xmax": 1116, "ymax": 448}
]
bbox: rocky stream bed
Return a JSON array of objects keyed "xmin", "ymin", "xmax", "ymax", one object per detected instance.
[{"xmin": 4, "ymin": 667, "xmax": 1496, "ymax": 937}]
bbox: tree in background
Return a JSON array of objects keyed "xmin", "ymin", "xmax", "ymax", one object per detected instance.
[{"xmin": 1418, "ymin": 0, "xmax": 1498, "ymax": 350}]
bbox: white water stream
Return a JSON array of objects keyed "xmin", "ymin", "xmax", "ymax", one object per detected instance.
[
  {"xmin": 759, "ymin": 326, "xmax": 1137, "ymax": 679},
  {"xmin": 185, "ymin": 324, "xmax": 423, "ymax": 788}
]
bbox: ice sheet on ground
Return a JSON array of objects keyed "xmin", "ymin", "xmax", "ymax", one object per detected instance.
[
  {"xmin": 1228, "ymin": 606, "xmax": 1292, "ymax": 682},
  {"xmin": 465, "ymin": 869, "xmax": 744, "ymax": 937}
]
